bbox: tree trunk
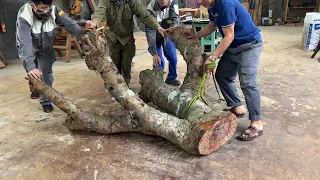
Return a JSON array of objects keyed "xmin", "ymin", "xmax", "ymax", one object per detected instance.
[
  {"xmin": 139, "ymin": 27, "xmax": 226, "ymax": 120},
  {"xmin": 28, "ymin": 28, "xmax": 237, "ymax": 155}
]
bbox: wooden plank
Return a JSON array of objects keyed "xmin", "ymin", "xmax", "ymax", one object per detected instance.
[
  {"xmin": 284, "ymin": 0, "xmax": 289, "ymax": 22},
  {"xmin": 242, "ymin": 2, "xmax": 250, "ymax": 11},
  {"xmin": 56, "ymin": 49, "xmax": 64, "ymax": 57},
  {"xmin": 53, "ymin": 45, "xmax": 67, "ymax": 49},
  {"xmin": 65, "ymin": 34, "xmax": 72, "ymax": 63},
  {"xmin": 257, "ymin": 0, "xmax": 263, "ymax": 26},
  {"xmin": 88, "ymin": 0, "xmax": 97, "ymax": 12},
  {"xmin": 0, "ymin": 61, "xmax": 5, "ymax": 68},
  {"xmin": 252, "ymin": 0, "xmax": 259, "ymax": 25},
  {"xmin": 0, "ymin": 51, "xmax": 6, "ymax": 68},
  {"xmin": 199, "ymin": 5, "xmax": 208, "ymax": 18},
  {"xmin": 72, "ymin": 37, "xmax": 84, "ymax": 59}
]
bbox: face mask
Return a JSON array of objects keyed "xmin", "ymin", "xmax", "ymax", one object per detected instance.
[
  {"xmin": 30, "ymin": 3, "xmax": 52, "ymax": 20},
  {"xmin": 33, "ymin": 8, "xmax": 52, "ymax": 20}
]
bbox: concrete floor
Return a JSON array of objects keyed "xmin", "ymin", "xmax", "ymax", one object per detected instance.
[{"xmin": 0, "ymin": 26, "xmax": 320, "ymax": 180}]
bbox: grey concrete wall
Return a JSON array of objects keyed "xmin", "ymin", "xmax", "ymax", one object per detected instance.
[{"xmin": 0, "ymin": 0, "xmax": 26, "ymax": 60}]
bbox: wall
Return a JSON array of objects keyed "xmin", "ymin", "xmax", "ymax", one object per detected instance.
[{"xmin": 0, "ymin": 0, "xmax": 26, "ymax": 60}]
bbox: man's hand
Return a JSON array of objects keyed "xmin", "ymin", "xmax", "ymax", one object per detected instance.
[
  {"xmin": 166, "ymin": 27, "xmax": 176, "ymax": 33},
  {"xmin": 153, "ymin": 55, "xmax": 161, "ymax": 67},
  {"xmin": 28, "ymin": 69, "xmax": 42, "ymax": 79},
  {"xmin": 203, "ymin": 56, "xmax": 218, "ymax": 73},
  {"xmin": 157, "ymin": 27, "xmax": 167, "ymax": 37},
  {"xmin": 180, "ymin": 28, "xmax": 197, "ymax": 39},
  {"xmin": 86, "ymin": 20, "xmax": 97, "ymax": 29}
]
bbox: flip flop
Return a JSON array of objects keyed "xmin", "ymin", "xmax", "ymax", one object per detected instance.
[{"xmin": 237, "ymin": 126, "xmax": 263, "ymax": 141}]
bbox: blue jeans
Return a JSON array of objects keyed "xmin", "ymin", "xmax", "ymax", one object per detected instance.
[
  {"xmin": 215, "ymin": 41, "xmax": 263, "ymax": 120},
  {"xmin": 154, "ymin": 39, "xmax": 178, "ymax": 81}
]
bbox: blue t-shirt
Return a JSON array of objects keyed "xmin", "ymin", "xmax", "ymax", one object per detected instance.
[{"xmin": 208, "ymin": 0, "xmax": 262, "ymax": 48}]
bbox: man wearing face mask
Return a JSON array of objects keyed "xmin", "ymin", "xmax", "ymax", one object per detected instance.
[
  {"xmin": 16, "ymin": 0, "xmax": 86, "ymax": 113},
  {"xmin": 183, "ymin": 0, "xmax": 263, "ymax": 141},
  {"xmin": 145, "ymin": 0, "xmax": 180, "ymax": 86}
]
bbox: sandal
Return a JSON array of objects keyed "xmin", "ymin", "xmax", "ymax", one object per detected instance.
[
  {"xmin": 237, "ymin": 126, "xmax": 263, "ymax": 141},
  {"xmin": 42, "ymin": 104, "xmax": 53, "ymax": 113}
]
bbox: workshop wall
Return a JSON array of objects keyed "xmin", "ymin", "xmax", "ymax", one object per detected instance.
[{"xmin": 0, "ymin": 0, "xmax": 25, "ymax": 60}]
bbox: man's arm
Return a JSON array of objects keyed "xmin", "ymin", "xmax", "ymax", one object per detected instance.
[
  {"xmin": 169, "ymin": 0, "xmax": 180, "ymax": 27},
  {"xmin": 204, "ymin": 2, "xmax": 236, "ymax": 72},
  {"xmin": 55, "ymin": 7, "xmax": 85, "ymax": 40},
  {"xmin": 211, "ymin": 2, "xmax": 236, "ymax": 57},
  {"xmin": 194, "ymin": 21, "xmax": 216, "ymax": 38},
  {"xmin": 145, "ymin": 25, "xmax": 158, "ymax": 56},
  {"xmin": 16, "ymin": 17, "xmax": 36, "ymax": 72},
  {"xmin": 91, "ymin": 0, "xmax": 108, "ymax": 26},
  {"xmin": 212, "ymin": 25, "xmax": 234, "ymax": 58},
  {"xmin": 132, "ymin": 0, "xmax": 160, "ymax": 30}
]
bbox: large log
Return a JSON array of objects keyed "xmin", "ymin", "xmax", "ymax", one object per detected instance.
[
  {"xmin": 139, "ymin": 26, "xmax": 226, "ymax": 120},
  {"xmin": 29, "ymin": 29, "xmax": 237, "ymax": 155}
]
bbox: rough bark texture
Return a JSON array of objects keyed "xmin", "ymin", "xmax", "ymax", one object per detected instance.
[
  {"xmin": 28, "ymin": 77, "xmax": 140, "ymax": 134},
  {"xmin": 29, "ymin": 28, "xmax": 237, "ymax": 155},
  {"xmin": 168, "ymin": 27, "xmax": 219, "ymax": 103},
  {"xmin": 139, "ymin": 27, "xmax": 227, "ymax": 120}
]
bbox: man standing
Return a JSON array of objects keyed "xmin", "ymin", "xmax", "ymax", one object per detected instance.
[
  {"xmin": 86, "ymin": 0, "xmax": 167, "ymax": 86},
  {"xmin": 185, "ymin": 0, "xmax": 263, "ymax": 140},
  {"xmin": 145, "ymin": 0, "xmax": 181, "ymax": 86},
  {"xmin": 16, "ymin": 0, "xmax": 86, "ymax": 112}
]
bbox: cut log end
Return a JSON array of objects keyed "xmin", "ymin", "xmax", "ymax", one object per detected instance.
[{"xmin": 198, "ymin": 113, "xmax": 237, "ymax": 155}]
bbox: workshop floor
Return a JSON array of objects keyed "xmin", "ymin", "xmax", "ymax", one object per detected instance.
[{"xmin": 0, "ymin": 26, "xmax": 319, "ymax": 180}]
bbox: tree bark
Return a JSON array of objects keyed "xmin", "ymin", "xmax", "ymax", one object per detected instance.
[
  {"xmin": 28, "ymin": 77, "xmax": 140, "ymax": 134},
  {"xmin": 28, "ymin": 28, "xmax": 237, "ymax": 155},
  {"xmin": 139, "ymin": 27, "xmax": 226, "ymax": 120}
]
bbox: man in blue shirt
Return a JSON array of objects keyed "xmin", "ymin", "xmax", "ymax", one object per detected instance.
[{"xmin": 184, "ymin": 0, "xmax": 263, "ymax": 141}]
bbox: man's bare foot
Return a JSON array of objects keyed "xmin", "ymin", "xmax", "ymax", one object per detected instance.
[{"xmin": 230, "ymin": 105, "xmax": 247, "ymax": 117}]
